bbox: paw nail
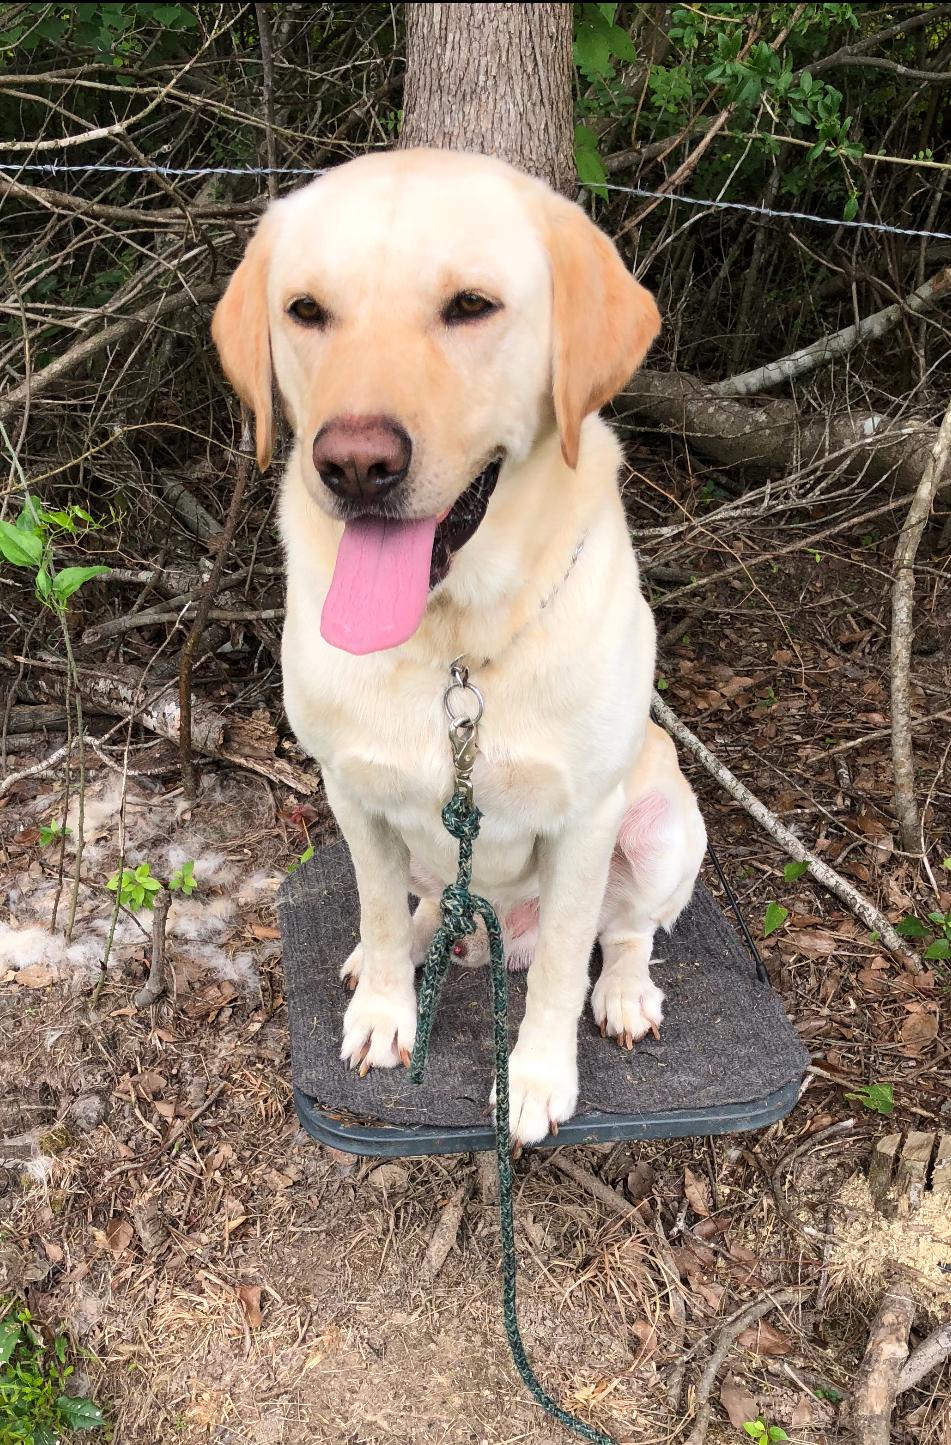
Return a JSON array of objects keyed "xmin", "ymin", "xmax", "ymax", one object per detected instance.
[
  {"xmin": 549, "ymin": 1119, "xmax": 559, "ymax": 1136},
  {"xmin": 511, "ymin": 1140, "xmax": 523, "ymax": 1161},
  {"xmin": 650, "ymin": 1024, "xmax": 660, "ymax": 1041},
  {"xmin": 399, "ymin": 1047, "xmax": 412, "ymax": 1068},
  {"xmin": 599, "ymin": 1021, "xmax": 606, "ymax": 1038},
  {"xmin": 358, "ymin": 1058, "xmax": 372, "ymax": 1078},
  {"xmin": 345, "ymin": 976, "xmax": 357, "ymax": 992}
]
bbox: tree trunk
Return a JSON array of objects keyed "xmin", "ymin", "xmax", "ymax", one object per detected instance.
[{"xmin": 400, "ymin": 2, "xmax": 575, "ymax": 194}]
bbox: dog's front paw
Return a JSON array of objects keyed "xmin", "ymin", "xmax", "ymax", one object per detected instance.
[
  {"xmin": 492, "ymin": 1035, "xmax": 578, "ymax": 1146},
  {"xmin": 591, "ymin": 966, "xmax": 665, "ymax": 1050},
  {"xmin": 341, "ymin": 974, "xmax": 417, "ymax": 1074}
]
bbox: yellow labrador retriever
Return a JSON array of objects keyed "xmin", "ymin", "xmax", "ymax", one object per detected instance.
[{"xmin": 212, "ymin": 149, "xmax": 706, "ymax": 1145}]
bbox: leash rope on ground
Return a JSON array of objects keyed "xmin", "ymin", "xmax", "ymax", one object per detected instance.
[{"xmin": 408, "ymin": 661, "xmax": 617, "ymax": 1445}]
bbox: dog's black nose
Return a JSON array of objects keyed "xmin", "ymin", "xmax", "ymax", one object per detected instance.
[{"xmin": 312, "ymin": 416, "xmax": 412, "ymax": 505}]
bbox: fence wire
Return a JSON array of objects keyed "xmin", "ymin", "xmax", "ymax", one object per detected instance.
[{"xmin": 2, "ymin": 159, "xmax": 950, "ymax": 243}]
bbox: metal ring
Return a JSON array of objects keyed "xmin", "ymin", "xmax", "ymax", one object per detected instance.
[{"xmin": 444, "ymin": 680, "xmax": 484, "ymax": 726}]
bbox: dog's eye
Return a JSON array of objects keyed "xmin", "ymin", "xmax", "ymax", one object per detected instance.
[
  {"xmin": 288, "ymin": 296, "xmax": 329, "ymax": 327},
  {"xmin": 443, "ymin": 291, "xmax": 498, "ymax": 325}
]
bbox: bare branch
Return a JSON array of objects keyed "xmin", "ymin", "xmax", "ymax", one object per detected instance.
[
  {"xmin": 890, "ymin": 397, "xmax": 951, "ymax": 853},
  {"xmin": 714, "ymin": 267, "xmax": 951, "ymax": 399},
  {"xmin": 651, "ymin": 691, "xmax": 920, "ymax": 967}
]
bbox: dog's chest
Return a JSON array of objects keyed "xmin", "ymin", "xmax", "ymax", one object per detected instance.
[{"xmin": 331, "ymin": 715, "xmax": 574, "ymax": 832}]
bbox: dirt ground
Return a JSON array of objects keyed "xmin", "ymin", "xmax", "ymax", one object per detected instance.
[{"xmin": 2, "ymin": 492, "xmax": 950, "ymax": 1444}]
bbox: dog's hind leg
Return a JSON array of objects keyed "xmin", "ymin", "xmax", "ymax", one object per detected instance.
[{"xmin": 592, "ymin": 728, "xmax": 705, "ymax": 1048}]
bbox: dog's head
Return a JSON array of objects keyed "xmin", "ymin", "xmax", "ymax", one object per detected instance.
[{"xmin": 212, "ymin": 150, "xmax": 659, "ymax": 652}]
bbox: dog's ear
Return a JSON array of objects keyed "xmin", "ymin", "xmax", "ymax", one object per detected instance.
[
  {"xmin": 211, "ymin": 213, "xmax": 276, "ymax": 470},
  {"xmin": 542, "ymin": 195, "xmax": 661, "ymax": 468}
]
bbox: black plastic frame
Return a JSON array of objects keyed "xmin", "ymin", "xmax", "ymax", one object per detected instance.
[{"xmin": 293, "ymin": 1078, "xmax": 801, "ymax": 1157}]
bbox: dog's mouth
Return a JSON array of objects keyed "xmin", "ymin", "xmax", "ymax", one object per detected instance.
[
  {"xmin": 320, "ymin": 456, "xmax": 503, "ymax": 656},
  {"xmin": 429, "ymin": 457, "xmax": 502, "ymax": 589}
]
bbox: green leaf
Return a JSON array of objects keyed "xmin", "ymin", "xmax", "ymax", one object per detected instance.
[
  {"xmin": 768, "ymin": 1430, "xmax": 789, "ymax": 1442},
  {"xmin": 607, "ymin": 24, "xmax": 637, "ymax": 63},
  {"xmin": 799, "ymin": 70, "xmax": 813, "ymax": 95},
  {"xmin": 0, "ymin": 1316, "xmax": 21, "ymax": 1365},
  {"xmin": 941, "ymin": 858, "xmax": 951, "ymax": 872},
  {"xmin": 170, "ymin": 860, "xmax": 197, "ymax": 896},
  {"xmin": 53, "ymin": 564, "xmax": 111, "ymax": 603},
  {"xmin": 895, "ymin": 914, "xmax": 929, "ymax": 939},
  {"xmin": 743, "ymin": 1425, "xmax": 766, "ymax": 1441},
  {"xmin": 783, "ymin": 861, "xmax": 809, "ymax": 882},
  {"xmin": 57, "ymin": 1394, "xmax": 106, "ymax": 1430},
  {"xmin": 576, "ymin": 144, "xmax": 608, "ymax": 197},
  {"xmin": 574, "ymin": 24, "xmax": 614, "ymax": 79},
  {"xmin": 843, "ymin": 193, "xmax": 859, "ymax": 221},
  {"xmin": 924, "ymin": 939, "xmax": 950, "ymax": 961},
  {"xmin": 35, "ymin": 566, "xmax": 53, "ymax": 601},
  {"xmin": 0, "ymin": 517, "xmax": 43, "ymax": 568},
  {"xmin": 845, "ymin": 1082, "xmax": 894, "ymax": 1116},
  {"xmin": 763, "ymin": 902, "xmax": 789, "ymax": 937},
  {"xmin": 42, "ymin": 507, "xmax": 75, "ymax": 531},
  {"xmin": 788, "ymin": 104, "xmax": 811, "ymax": 125}
]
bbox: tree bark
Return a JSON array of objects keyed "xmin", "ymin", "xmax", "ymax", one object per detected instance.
[{"xmin": 400, "ymin": 3, "xmax": 575, "ymax": 193}]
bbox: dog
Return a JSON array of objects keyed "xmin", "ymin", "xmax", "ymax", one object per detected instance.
[{"xmin": 212, "ymin": 149, "xmax": 706, "ymax": 1145}]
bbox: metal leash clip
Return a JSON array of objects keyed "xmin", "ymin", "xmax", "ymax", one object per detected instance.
[{"xmin": 443, "ymin": 658, "xmax": 484, "ymax": 808}]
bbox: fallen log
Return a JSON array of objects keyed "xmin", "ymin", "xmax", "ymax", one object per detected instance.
[
  {"xmin": 1, "ymin": 657, "xmax": 318, "ymax": 796},
  {"xmin": 614, "ymin": 371, "xmax": 951, "ymax": 498}
]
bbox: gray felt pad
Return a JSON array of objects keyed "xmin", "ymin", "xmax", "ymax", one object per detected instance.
[{"xmin": 278, "ymin": 840, "xmax": 808, "ymax": 1128}]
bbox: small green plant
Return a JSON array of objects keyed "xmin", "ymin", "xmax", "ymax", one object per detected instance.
[
  {"xmin": 0, "ymin": 1301, "xmax": 105, "ymax": 1441},
  {"xmin": 895, "ymin": 911, "xmax": 951, "ymax": 963},
  {"xmin": 107, "ymin": 860, "xmax": 198, "ymax": 910},
  {"xmin": 0, "ymin": 499, "xmax": 109, "ymax": 611},
  {"xmin": 107, "ymin": 862, "xmax": 162, "ymax": 911},
  {"xmin": 845, "ymin": 1081, "xmax": 894, "ymax": 1116},
  {"xmin": 763, "ymin": 901, "xmax": 789, "ymax": 937},
  {"xmin": 169, "ymin": 860, "xmax": 197, "ymax": 897},
  {"xmin": 744, "ymin": 1420, "xmax": 788, "ymax": 1443},
  {"xmin": 39, "ymin": 821, "xmax": 70, "ymax": 848},
  {"xmin": 783, "ymin": 860, "xmax": 809, "ymax": 882},
  {"xmin": 287, "ymin": 844, "xmax": 315, "ymax": 876}
]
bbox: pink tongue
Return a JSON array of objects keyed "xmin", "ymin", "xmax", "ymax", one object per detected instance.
[{"xmin": 320, "ymin": 515, "xmax": 437, "ymax": 655}]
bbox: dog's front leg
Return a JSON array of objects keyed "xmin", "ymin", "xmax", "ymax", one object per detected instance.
[
  {"xmin": 323, "ymin": 772, "xmax": 416, "ymax": 1073},
  {"xmin": 503, "ymin": 790, "xmax": 624, "ymax": 1145}
]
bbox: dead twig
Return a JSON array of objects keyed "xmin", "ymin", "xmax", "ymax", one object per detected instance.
[
  {"xmin": 654, "ymin": 1212, "xmax": 688, "ymax": 1414},
  {"xmin": 684, "ymin": 1288, "xmax": 805, "ymax": 1445},
  {"xmin": 420, "ymin": 1177, "xmax": 473, "ymax": 1285},
  {"xmin": 178, "ymin": 409, "xmax": 255, "ymax": 800},
  {"xmin": 850, "ymin": 1283, "xmax": 916, "ymax": 1445},
  {"xmin": 549, "ymin": 1153, "xmax": 645, "ymax": 1219},
  {"xmin": 651, "ymin": 691, "xmax": 919, "ymax": 966},
  {"xmin": 897, "ymin": 1321, "xmax": 951, "ymax": 1395},
  {"xmin": 890, "ymin": 396, "xmax": 951, "ymax": 855},
  {"xmin": 133, "ymin": 887, "xmax": 171, "ymax": 1009},
  {"xmin": 714, "ymin": 267, "xmax": 951, "ymax": 398}
]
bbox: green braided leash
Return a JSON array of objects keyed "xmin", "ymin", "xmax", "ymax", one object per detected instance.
[{"xmin": 409, "ymin": 790, "xmax": 616, "ymax": 1445}]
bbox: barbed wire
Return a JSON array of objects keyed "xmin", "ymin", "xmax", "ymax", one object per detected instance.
[{"xmin": 1, "ymin": 159, "xmax": 950, "ymax": 242}]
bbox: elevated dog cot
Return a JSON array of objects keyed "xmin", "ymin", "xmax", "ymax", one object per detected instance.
[{"xmin": 279, "ymin": 839, "xmax": 808, "ymax": 1156}]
